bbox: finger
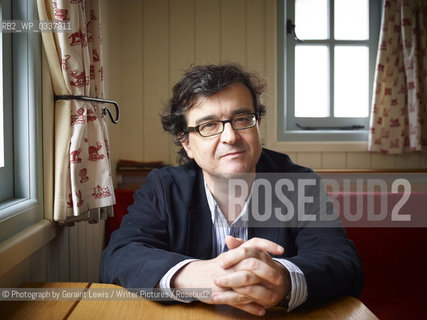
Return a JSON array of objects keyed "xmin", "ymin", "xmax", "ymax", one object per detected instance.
[
  {"xmin": 225, "ymin": 235, "xmax": 245, "ymax": 250},
  {"xmin": 215, "ymin": 270, "xmax": 259, "ymax": 288},
  {"xmin": 233, "ymin": 285, "xmax": 279, "ymax": 308},
  {"xmin": 221, "ymin": 239, "xmax": 284, "ymax": 269},
  {"xmin": 213, "ymin": 285, "xmax": 277, "ymax": 310},
  {"xmin": 236, "ymin": 258, "xmax": 283, "ymax": 287},
  {"xmin": 242, "ymin": 237, "xmax": 284, "ymax": 255},
  {"xmin": 219, "ymin": 253, "xmax": 282, "ymax": 288},
  {"xmin": 220, "ymin": 245, "xmax": 275, "ymax": 270},
  {"xmin": 212, "ymin": 290, "xmax": 253, "ymax": 305}
]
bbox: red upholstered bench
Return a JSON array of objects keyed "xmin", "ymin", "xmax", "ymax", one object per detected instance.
[
  {"xmin": 107, "ymin": 188, "xmax": 427, "ymax": 319},
  {"xmin": 346, "ymin": 227, "xmax": 426, "ymax": 320},
  {"xmin": 105, "ymin": 188, "xmax": 136, "ymax": 245},
  {"xmin": 334, "ymin": 192, "xmax": 427, "ymax": 320}
]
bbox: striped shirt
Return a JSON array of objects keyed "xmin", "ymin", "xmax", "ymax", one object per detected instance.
[{"xmin": 205, "ymin": 178, "xmax": 249, "ymax": 257}]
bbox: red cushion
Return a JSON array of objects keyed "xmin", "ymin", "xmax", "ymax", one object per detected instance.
[
  {"xmin": 346, "ymin": 227, "xmax": 427, "ymax": 319},
  {"xmin": 105, "ymin": 188, "xmax": 135, "ymax": 245}
]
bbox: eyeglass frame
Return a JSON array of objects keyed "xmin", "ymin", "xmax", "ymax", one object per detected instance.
[{"xmin": 185, "ymin": 112, "xmax": 259, "ymax": 137}]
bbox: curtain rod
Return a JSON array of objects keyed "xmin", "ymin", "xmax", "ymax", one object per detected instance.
[{"xmin": 54, "ymin": 95, "xmax": 120, "ymax": 124}]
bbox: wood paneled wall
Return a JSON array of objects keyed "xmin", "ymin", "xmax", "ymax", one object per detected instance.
[
  {"xmin": 106, "ymin": 0, "xmax": 271, "ymax": 169},
  {"xmin": 105, "ymin": 0, "xmax": 427, "ymax": 173}
]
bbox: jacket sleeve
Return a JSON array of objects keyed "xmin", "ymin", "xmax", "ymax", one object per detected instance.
[
  {"xmin": 101, "ymin": 170, "xmax": 193, "ymax": 288},
  {"xmin": 285, "ymin": 178, "xmax": 364, "ymax": 307},
  {"xmin": 287, "ymin": 227, "xmax": 364, "ymax": 306}
]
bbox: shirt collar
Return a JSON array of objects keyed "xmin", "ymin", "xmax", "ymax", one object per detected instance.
[{"xmin": 203, "ymin": 177, "xmax": 251, "ymax": 226}]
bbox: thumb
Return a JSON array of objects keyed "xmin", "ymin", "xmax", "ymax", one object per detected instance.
[{"xmin": 225, "ymin": 235, "xmax": 244, "ymax": 250}]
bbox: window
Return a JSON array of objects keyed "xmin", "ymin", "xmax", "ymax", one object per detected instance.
[
  {"xmin": 277, "ymin": 0, "xmax": 382, "ymax": 141},
  {"xmin": 0, "ymin": 6, "xmax": 3, "ymax": 170},
  {"xmin": 0, "ymin": 32, "xmax": 3, "ymax": 170},
  {"xmin": 0, "ymin": 0, "xmax": 13, "ymax": 203},
  {"xmin": 0, "ymin": 0, "xmax": 43, "ymax": 242}
]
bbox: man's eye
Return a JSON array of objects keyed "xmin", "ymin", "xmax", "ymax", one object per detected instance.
[
  {"xmin": 200, "ymin": 122, "xmax": 219, "ymax": 130},
  {"xmin": 235, "ymin": 116, "xmax": 251, "ymax": 124}
]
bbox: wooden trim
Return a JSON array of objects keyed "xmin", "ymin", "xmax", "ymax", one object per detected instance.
[
  {"xmin": 117, "ymin": 170, "xmax": 152, "ymax": 176},
  {"xmin": 316, "ymin": 169, "xmax": 427, "ymax": 173}
]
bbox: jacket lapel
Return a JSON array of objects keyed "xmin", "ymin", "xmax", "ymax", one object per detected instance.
[{"xmin": 186, "ymin": 167, "xmax": 213, "ymax": 259}]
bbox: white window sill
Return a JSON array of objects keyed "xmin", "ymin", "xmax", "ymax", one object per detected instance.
[{"xmin": 0, "ymin": 219, "xmax": 56, "ymax": 276}]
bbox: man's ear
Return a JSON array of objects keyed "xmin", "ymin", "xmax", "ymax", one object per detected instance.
[{"xmin": 179, "ymin": 134, "xmax": 194, "ymax": 159}]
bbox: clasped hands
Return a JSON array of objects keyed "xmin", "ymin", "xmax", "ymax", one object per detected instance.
[{"xmin": 171, "ymin": 236, "xmax": 291, "ymax": 316}]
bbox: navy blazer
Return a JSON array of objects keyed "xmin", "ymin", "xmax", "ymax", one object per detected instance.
[{"xmin": 101, "ymin": 148, "xmax": 364, "ymax": 307}]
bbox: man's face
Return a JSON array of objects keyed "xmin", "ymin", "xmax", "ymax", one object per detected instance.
[{"xmin": 181, "ymin": 82, "xmax": 262, "ymax": 182}]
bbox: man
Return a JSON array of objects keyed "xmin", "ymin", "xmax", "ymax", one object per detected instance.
[{"xmin": 101, "ymin": 64, "xmax": 364, "ymax": 316}]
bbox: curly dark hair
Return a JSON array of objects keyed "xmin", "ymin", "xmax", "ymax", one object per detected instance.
[{"xmin": 161, "ymin": 64, "xmax": 267, "ymax": 165}]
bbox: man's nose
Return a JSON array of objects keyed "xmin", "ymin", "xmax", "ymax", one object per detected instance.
[{"xmin": 220, "ymin": 122, "xmax": 237, "ymax": 144}]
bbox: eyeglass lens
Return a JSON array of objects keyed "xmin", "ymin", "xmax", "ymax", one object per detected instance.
[{"xmin": 198, "ymin": 114, "xmax": 256, "ymax": 137}]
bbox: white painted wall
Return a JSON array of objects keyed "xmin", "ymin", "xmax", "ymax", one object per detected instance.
[{"xmin": 105, "ymin": 0, "xmax": 427, "ymax": 173}]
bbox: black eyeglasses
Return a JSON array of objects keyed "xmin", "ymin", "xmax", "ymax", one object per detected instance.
[{"xmin": 186, "ymin": 113, "xmax": 258, "ymax": 137}]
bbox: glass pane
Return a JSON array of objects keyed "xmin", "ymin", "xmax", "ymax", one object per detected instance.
[
  {"xmin": 335, "ymin": 0, "xmax": 369, "ymax": 40},
  {"xmin": 334, "ymin": 46, "xmax": 369, "ymax": 117},
  {"xmin": 295, "ymin": 46, "xmax": 329, "ymax": 118},
  {"xmin": 295, "ymin": 0, "xmax": 328, "ymax": 40}
]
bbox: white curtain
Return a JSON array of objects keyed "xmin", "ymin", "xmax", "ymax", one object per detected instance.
[
  {"xmin": 38, "ymin": 0, "xmax": 115, "ymax": 224},
  {"xmin": 369, "ymin": 0, "xmax": 427, "ymax": 153}
]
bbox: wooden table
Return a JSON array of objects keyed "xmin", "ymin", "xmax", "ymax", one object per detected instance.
[{"xmin": 1, "ymin": 282, "xmax": 378, "ymax": 320}]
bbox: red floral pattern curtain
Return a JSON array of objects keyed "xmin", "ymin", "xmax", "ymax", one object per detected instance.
[
  {"xmin": 369, "ymin": 0, "xmax": 427, "ymax": 153},
  {"xmin": 38, "ymin": 0, "xmax": 115, "ymax": 224}
]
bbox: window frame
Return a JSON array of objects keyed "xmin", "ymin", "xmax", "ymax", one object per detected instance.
[
  {"xmin": 0, "ymin": 0, "xmax": 14, "ymax": 202},
  {"xmin": 277, "ymin": 0, "xmax": 382, "ymax": 142},
  {"xmin": 0, "ymin": 0, "xmax": 44, "ymax": 243}
]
